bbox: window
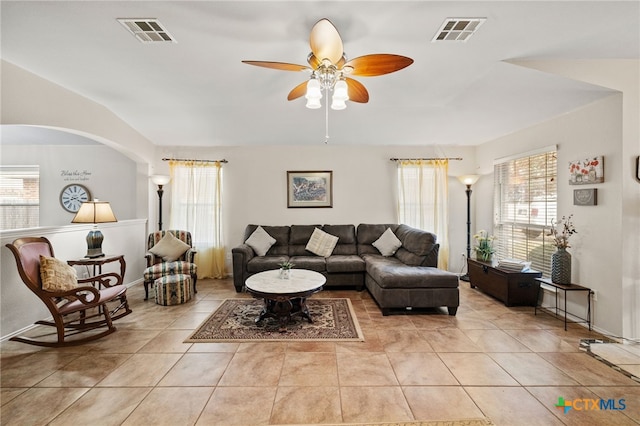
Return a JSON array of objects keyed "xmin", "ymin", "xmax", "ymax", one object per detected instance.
[
  {"xmin": 493, "ymin": 148, "xmax": 557, "ymax": 276},
  {"xmin": 169, "ymin": 160, "xmax": 226, "ymax": 279},
  {"xmin": 397, "ymin": 160, "xmax": 450, "ymax": 269},
  {"xmin": 0, "ymin": 166, "xmax": 39, "ymax": 230}
]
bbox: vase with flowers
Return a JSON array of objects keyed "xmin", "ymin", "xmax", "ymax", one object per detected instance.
[
  {"xmin": 547, "ymin": 214, "xmax": 577, "ymax": 284},
  {"xmin": 473, "ymin": 230, "xmax": 496, "ymax": 262}
]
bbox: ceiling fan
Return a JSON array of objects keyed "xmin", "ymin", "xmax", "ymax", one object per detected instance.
[{"xmin": 242, "ymin": 18, "xmax": 414, "ymax": 110}]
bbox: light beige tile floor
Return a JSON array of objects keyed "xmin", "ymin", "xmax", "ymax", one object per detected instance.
[{"xmin": 1, "ymin": 278, "xmax": 639, "ymax": 425}]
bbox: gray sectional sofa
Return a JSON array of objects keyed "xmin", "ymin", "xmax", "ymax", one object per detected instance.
[{"xmin": 232, "ymin": 224, "xmax": 459, "ymax": 315}]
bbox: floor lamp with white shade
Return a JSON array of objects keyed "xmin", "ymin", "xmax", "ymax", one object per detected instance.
[
  {"xmin": 458, "ymin": 175, "xmax": 480, "ymax": 282},
  {"xmin": 151, "ymin": 175, "xmax": 170, "ymax": 231}
]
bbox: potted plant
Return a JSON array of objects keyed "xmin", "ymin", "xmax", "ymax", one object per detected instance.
[
  {"xmin": 473, "ymin": 230, "xmax": 496, "ymax": 262},
  {"xmin": 278, "ymin": 261, "xmax": 294, "ymax": 279}
]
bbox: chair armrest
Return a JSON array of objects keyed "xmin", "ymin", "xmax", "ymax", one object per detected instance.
[
  {"xmin": 185, "ymin": 248, "xmax": 197, "ymax": 263},
  {"xmin": 145, "ymin": 252, "xmax": 157, "ymax": 267},
  {"xmin": 232, "ymin": 244, "xmax": 255, "ymax": 291},
  {"xmin": 232, "ymin": 244, "xmax": 255, "ymax": 261},
  {"xmin": 80, "ymin": 272, "xmax": 123, "ymax": 287},
  {"xmin": 48, "ymin": 285, "xmax": 100, "ymax": 304}
]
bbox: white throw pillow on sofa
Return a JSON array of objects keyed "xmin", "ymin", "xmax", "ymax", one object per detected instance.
[
  {"xmin": 149, "ymin": 231, "xmax": 191, "ymax": 262},
  {"xmin": 372, "ymin": 227, "xmax": 403, "ymax": 256},
  {"xmin": 245, "ymin": 226, "xmax": 276, "ymax": 256},
  {"xmin": 306, "ymin": 228, "xmax": 339, "ymax": 257}
]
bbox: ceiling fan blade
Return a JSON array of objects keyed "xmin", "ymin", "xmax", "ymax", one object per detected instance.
[
  {"xmin": 307, "ymin": 53, "xmax": 320, "ymax": 69},
  {"xmin": 242, "ymin": 60, "xmax": 310, "ymax": 72},
  {"xmin": 309, "ymin": 19, "xmax": 344, "ymax": 64},
  {"xmin": 344, "ymin": 54, "xmax": 414, "ymax": 76},
  {"xmin": 287, "ymin": 81, "xmax": 308, "ymax": 101},
  {"xmin": 345, "ymin": 78, "xmax": 369, "ymax": 103}
]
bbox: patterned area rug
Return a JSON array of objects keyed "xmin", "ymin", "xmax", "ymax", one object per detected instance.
[{"xmin": 185, "ymin": 298, "xmax": 364, "ymax": 342}]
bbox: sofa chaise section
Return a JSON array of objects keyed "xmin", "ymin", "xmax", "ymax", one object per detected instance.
[{"xmin": 358, "ymin": 224, "xmax": 459, "ymax": 315}]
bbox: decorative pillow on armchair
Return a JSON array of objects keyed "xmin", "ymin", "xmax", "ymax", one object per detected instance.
[
  {"xmin": 245, "ymin": 226, "xmax": 276, "ymax": 256},
  {"xmin": 40, "ymin": 255, "xmax": 78, "ymax": 292},
  {"xmin": 306, "ymin": 228, "xmax": 339, "ymax": 257},
  {"xmin": 149, "ymin": 231, "xmax": 191, "ymax": 261},
  {"xmin": 372, "ymin": 227, "xmax": 403, "ymax": 256}
]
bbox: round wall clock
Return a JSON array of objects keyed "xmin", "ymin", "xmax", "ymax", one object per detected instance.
[{"xmin": 60, "ymin": 184, "xmax": 91, "ymax": 213}]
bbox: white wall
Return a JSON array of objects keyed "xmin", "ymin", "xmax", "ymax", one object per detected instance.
[
  {"xmin": 151, "ymin": 144, "xmax": 478, "ymax": 276},
  {"xmin": 476, "ymin": 93, "xmax": 626, "ymax": 336},
  {"xmin": 1, "ymin": 144, "xmax": 138, "ymax": 226}
]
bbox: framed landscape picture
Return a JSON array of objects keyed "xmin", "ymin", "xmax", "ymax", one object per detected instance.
[{"xmin": 287, "ymin": 171, "xmax": 333, "ymax": 208}]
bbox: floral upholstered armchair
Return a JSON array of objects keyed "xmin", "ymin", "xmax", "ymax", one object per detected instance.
[{"xmin": 143, "ymin": 230, "xmax": 197, "ymax": 300}]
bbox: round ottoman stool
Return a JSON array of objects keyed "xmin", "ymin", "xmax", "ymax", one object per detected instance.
[{"xmin": 154, "ymin": 274, "xmax": 192, "ymax": 306}]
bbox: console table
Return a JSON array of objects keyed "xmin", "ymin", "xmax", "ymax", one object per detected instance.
[
  {"xmin": 534, "ymin": 277, "xmax": 592, "ymax": 330},
  {"xmin": 467, "ymin": 258, "xmax": 542, "ymax": 306}
]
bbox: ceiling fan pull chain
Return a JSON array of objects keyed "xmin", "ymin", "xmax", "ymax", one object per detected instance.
[{"xmin": 325, "ymin": 88, "xmax": 330, "ymax": 144}]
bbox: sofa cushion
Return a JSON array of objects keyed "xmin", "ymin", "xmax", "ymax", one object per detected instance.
[
  {"xmin": 323, "ymin": 224, "xmax": 357, "ymax": 255},
  {"xmin": 289, "ymin": 256, "xmax": 326, "ymax": 272},
  {"xmin": 149, "ymin": 231, "xmax": 191, "ymax": 261},
  {"xmin": 372, "ymin": 227, "xmax": 403, "ymax": 256},
  {"xmin": 40, "ymin": 255, "xmax": 77, "ymax": 292},
  {"xmin": 289, "ymin": 225, "xmax": 322, "ymax": 256},
  {"xmin": 247, "ymin": 255, "xmax": 290, "ymax": 273},
  {"xmin": 245, "ymin": 226, "xmax": 276, "ymax": 256},
  {"xmin": 326, "ymin": 255, "xmax": 366, "ymax": 273},
  {"xmin": 365, "ymin": 256, "xmax": 458, "ymax": 289},
  {"xmin": 393, "ymin": 225, "xmax": 439, "ymax": 267},
  {"xmin": 305, "ymin": 228, "xmax": 339, "ymax": 257},
  {"xmin": 245, "ymin": 225, "xmax": 290, "ymax": 256},
  {"xmin": 395, "ymin": 224, "xmax": 437, "ymax": 256},
  {"xmin": 357, "ymin": 224, "xmax": 400, "ymax": 255}
]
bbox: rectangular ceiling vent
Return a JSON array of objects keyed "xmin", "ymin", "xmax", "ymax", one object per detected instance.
[
  {"xmin": 118, "ymin": 19, "xmax": 176, "ymax": 43},
  {"xmin": 432, "ymin": 18, "xmax": 486, "ymax": 42}
]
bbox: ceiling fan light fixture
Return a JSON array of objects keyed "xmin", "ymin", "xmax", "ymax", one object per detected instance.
[
  {"xmin": 331, "ymin": 98, "xmax": 347, "ymax": 110},
  {"xmin": 306, "ymin": 97, "xmax": 322, "ymax": 109},
  {"xmin": 333, "ymin": 79, "xmax": 349, "ymax": 101},
  {"xmin": 305, "ymin": 78, "xmax": 322, "ymax": 100}
]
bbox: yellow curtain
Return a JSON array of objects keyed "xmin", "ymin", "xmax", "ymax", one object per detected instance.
[
  {"xmin": 168, "ymin": 160, "xmax": 226, "ymax": 279},
  {"xmin": 397, "ymin": 159, "xmax": 450, "ymax": 270}
]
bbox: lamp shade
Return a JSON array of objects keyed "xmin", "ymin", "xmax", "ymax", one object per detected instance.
[
  {"xmin": 71, "ymin": 201, "xmax": 117, "ymax": 224},
  {"xmin": 305, "ymin": 78, "xmax": 322, "ymax": 100},
  {"xmin": 333, "ymin": 79, "xmax": 349, "ymax": 101},
  {"xmin": 151, "ymin": 175, "xmax": 171, "ymax": 186},
  {"xmin": 457, "ymin": 175, "xmax": 480, "ymax": 186}
]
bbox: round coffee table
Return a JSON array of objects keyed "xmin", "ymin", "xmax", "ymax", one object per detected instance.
[{"xmin": 244, "ymin": 269, "xmax": 325, "ymax": 330}]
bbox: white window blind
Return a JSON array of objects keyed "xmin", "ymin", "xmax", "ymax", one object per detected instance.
[
  {"xmin": 493, "ymin": 150, "xmax": 557, "ymax": 276},
  {"xmin": 0, "ymin": 166, "xmax": 40, "ymax": 230}
]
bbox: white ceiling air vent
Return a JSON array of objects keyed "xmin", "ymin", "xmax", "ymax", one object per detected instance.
[
  {"xmin": 432, "ymin": 18, "xmax": 486, "ymax": 42},
  {"xmin": 118, "ymin": 19, "xmax": 176, "ymax": 43}
]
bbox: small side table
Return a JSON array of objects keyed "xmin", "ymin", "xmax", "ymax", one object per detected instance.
[
  {"xmin": 535, "ymin": 277, "xmax": 592, "ymax": 331},
  {"xmin": 68, "ymin": 255, "xmax": 126, "ymax": 284}
]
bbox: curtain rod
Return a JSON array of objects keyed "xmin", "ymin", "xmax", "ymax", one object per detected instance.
[
  {"xmin": 390, "ymin": 157, "xmax": 462, "ymax": 161},
  {"xmin": 162, "ymin": 158, "xmax": 228, "ymax": 163}
]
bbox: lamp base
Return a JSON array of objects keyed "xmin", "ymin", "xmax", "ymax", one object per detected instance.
[
  {"xmin": 460, "ymin": 273, "xmax": 470, "ymax": 282},
  {"xmin": 85, "ymin": 250, "xmax": 106, "ymax": 259},
  {"xmin": 85, "ymin": 228, "xmax": 105, "ymax": 259}
]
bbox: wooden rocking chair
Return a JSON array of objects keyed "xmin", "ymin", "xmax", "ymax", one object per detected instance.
[{"xmin": 5, "ymin": 237, "xmax": 132, "ymax": 347}]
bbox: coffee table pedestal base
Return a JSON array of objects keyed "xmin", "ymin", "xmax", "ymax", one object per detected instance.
[{"xmin": 256, "ymin": 296, "xmax": 313, "ymax": 332}]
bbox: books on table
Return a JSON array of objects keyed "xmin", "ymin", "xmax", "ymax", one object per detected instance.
[{"xmin": 497, "ymin": 258, "xmax": 532, "ymax": 272}]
